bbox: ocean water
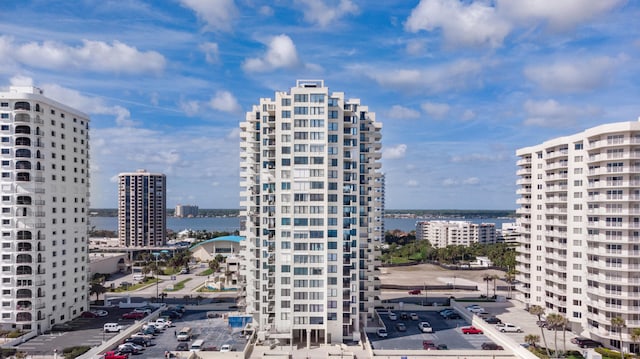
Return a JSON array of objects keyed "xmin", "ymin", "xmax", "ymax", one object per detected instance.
[{"xmin": 89, "ymin": 216, "xmax": 515, "ymax": 233}]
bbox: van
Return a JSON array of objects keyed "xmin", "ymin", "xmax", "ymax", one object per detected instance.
[
  {"xmin": 133, "ymin": 274, "xmax": 144, "ymax": 281},
  {"xmin": 103, "ymin": 323, "xmax": 122, "ymax": 333},
  {"xmin": 177, "ymin": 327, "xmax": 192, "ymax": 341},
  {"xmin": 190, "ymin": 339, "xmax": 204, "ymax": 351}
]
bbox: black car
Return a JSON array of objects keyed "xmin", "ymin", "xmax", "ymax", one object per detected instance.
[
  {"xmin": 125, "ymin": 337, "xmax": 151, "ymax": 347},
  {"xmin": 51, "ymin": 323, "xmax": 74, "ymax": 332},
  {"xmin": 575, "ymin": 338, "xmax": 602, "ymax": 348},
  {"xmin": 160, "ymin": 310, "xmax": 182, "ymax": 319},
  {"xmin": 484, "ymin": 316, "xmax": 502, "ymax": 324},
  {"xmin": 175, "ymin": 342, "xmax": 189, "ymax": 351},
  {"xmin": 400, "ymin": 312, "xmax": 409, "ymax": 320},
  {"xmin": 443, "ymin": 312, "xmax": 461, "ymax": 320},
  {"xmin": 482, "ymin": 342, "xmax": 504, "ymax": 350}
]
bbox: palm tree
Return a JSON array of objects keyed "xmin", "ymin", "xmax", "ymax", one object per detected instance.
[
  {"xmin": 491, "ymin": 274, "xmax": 500, "ymax": 298},
  {"xmin": 504, "ymin": 270, "xmax": 517, "ymax": 299},
  {"xmin": 90, "ymin": 282, "xmax": 107, "ymax": 302},
  {"xmin": 630, "ymin": 328, "xmax": 640, "ymax": 356},
  {"xmin": 546, "ymin": 313, "xmax": 565, "ymax": 358},
  {"xmin": 611, "ymin": 316, "xmax": 626, "ymax": 359},
  {"xmin": 482, "ymin": 274, "xmax": 493, "ymax": 298},
  {"xmin": 530, "ymin": 305, "xmax": 551, "ymax": 358},
  {"xmin": 524, "ymin": 334, "xmax": 540, "ymax": 349}
]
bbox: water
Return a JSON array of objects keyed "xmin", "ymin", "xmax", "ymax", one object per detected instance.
[{"xmin": 89, "ymin": 216, "xmax": 515, "ymax": 233}]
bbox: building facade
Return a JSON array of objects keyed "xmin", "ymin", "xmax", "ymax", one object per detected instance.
[
  {"xmin": 415, "ymin": 221, "xmax": 496, "ymax": 248},
  {"xmin": 515, "ymin": 120, "xmax": 640, "ymax": 352},
  {"xmin": 239, "ymin": 80, "xmax": 383, "ymax": 345},
  {"xmin": 0, "ymin": 86, "xmax": 90, "ymax": 332},
  {"xmin": 118, "ymin": 170, "xmax": 166, "ymax": 247},
  {"xmin": 175, "ymin": 204, "xmax": 198, "ymax": 218}
]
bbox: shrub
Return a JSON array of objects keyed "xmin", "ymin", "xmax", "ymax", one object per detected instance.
[
  {"xmin": 6, "ymin": 330, "xmax": 24, "ymax": 338},
  {"xmin": 595, "ymin": 347, "xmax": 634, "ymax": 359},
  {"xmin": 62, "ymin": 345, "xmax": 91, "ymax": 359}
]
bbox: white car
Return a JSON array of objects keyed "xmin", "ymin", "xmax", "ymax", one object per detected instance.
[
  {"xmin": 133, "ymin": 308, "xmax": 152, "ymax": 315},
  {"xmin": 118, "ymin": 342, "xmax": 144, "ymax": 352},
  {"xmin": 376, "ymin": 328, "xmax": 388, "ymax": 338},
  {"xmin": 220, "ymin": 344, "xmax": 232, "ymax": 352},
  {"xmin": 496, "ymin": 323, "xmax": 523, "ymax": 333},
  {"xmin": 468, "ymin": 307, "xmax": 486, "ymax": 314},
  {"xmin": 155, "ymin": 318, "xmax": 172, "ymax": 328},
  {"xmin": 410, "ymin": 313, "xmax": 419, "ymax": 320},
  {"xmin": 388, "ymin": 312, "xmax": 397, "ymax": 320},
  {"xmin": 418, "ymin": 321, "xmax": 433, "ymax": 333},
  {"xmin": 90, "ymin": 309, "xmax": 108, "ymax": 317}
]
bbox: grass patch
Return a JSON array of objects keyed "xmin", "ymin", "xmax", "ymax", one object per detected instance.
[
  {"xmin": 164, "ymin": 278, "xmax": 192, "ymax": 292},
  {"xmin": 110, "ymin": 278, "xmax": 159, "ymax": 292},
  {"xmin": 197, "ymin": 268, "xmax": 213, "ymax": 276},
  {"xmin": 63, "ymin": 346, "xmax": 91, "ymax": 359},
  {"xmin": 389, "ymin": 257, "xmax": 414, "ymax": 264}
]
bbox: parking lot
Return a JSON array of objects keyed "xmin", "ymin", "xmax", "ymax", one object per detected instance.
[{"xmin": 370, "ymin": 308, "xmax": 498, "ymax": 351}]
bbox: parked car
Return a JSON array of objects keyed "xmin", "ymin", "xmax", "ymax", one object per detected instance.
[
  {"xmin": 395, "ymin": 323, "xmax": 407, "ymax": 332},
  {"xmin": 408, "ymin": 289, "xmax": 421, "ymax": 295},
  {"xmin": 400, "ymin": 312, "xmax": 409, "ymax": 320},
  {"xmin": 484, "ymin": 316, "xmax": 502, "ymax": 324},
  {"xmin": 468, "ymin": 307, "xmax": 486, "ymax": 314},
  {"xmin": 439, "ymin": 309, "xmax": 455, "ymax": 317},
  {"xmin": 442, "ymin": 312, "xmax": 461, "ymax": 320},
  {"xmin": 80, "ymin": 311, "xmax": 98, "ymax": 318},
  {"xmin": 437, "ymin": 344, "xmax": 448, "ymax": 350},
  {"xmin": 103, "ymin": 351, "xmax": 129, "ymax": 359},
  {"xmin": 482, "ymin": 342, "xmax": 504, "ymax": 350},
  {"xmin": 160, "ymin": 310, "xmax": 182, "ymax": 319},
  {"xmin": 118, "ymin": 343, "xmax": 144, "ymax": 352},
  {"xmin": 574, "ymin": 338, "xmax": 602, "ymax": 348},
  {"xmin": 133, "ymin": 308, "xmax": 152, "ymax": 315},
  {"xmin": 122, "ymin": 312, "xmax": 146, "ymax": 320},
  {"xmin": 155, "ymin": 318, "xmax": 172, "ymax": 329},
  {"xmin": 51, "ymin": 323, "xmax": 74, "ymax": 332},
  {"xmin": 423, "ymin": 340, "xmax": 437, "ymax": 350},
  {"xmin": 91, "ymin": 309, "xmax": 109, "ymax": 317},
  {"xmin": 124, "ymin": 336, "xmax": 150, "ymax": 347},
  {"xmin": 418, "ymin": 322, "xmax": 433, "ymax": 333},
  {"xmin": 388, "ymin": 312, "xmax": 397, "ymax": 321},
  {"xmin": 376, "ymin": 328, "xmax": 388, "ymax": 338},
  {"xmin": 169, "ymin": 305, "xmax": 186, "ymax": 313},
  {"xmin": 142, "ymin": 326, "xmax": 158, "ymax": 336},
  {"xmin": 220, "ymin": 344, "xmax": 232, "ymax": 352},
  {"xmin": 496, "ymin": 323, "xmax": 523, "ymax": 333},
  {"xmin": 410, "ymin": 313, "xmax": 419, "ymax": 320},
  {"xmin": 130, "ymin": 332, "xmax": 153, "ymax": 341},
  {"xmin": 461, "ymin": 326, "xmax": 483, "ymax": 334},
  {"xmin": 175, "ymin": 342, "xmax": 189, "ymax": 351}
]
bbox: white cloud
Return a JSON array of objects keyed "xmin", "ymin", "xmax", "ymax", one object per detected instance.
[
  {"xmin": 421, "ymin": 102, "xmax": 450, "ymax": 119},
  {"xmin": 200, "ymin": 42, "xmax": 219, "ymax": 64},
  {"xmin": 383, "ymin": 144, "xmax": 407, "ymax": 160},
  {"xmin": 365, "ymin": 59, "xmax": 482, "ymax": 93},
  {"xmin": 462, "ymin": 177, "xmax": 480, "ymax": 185},
  {"xmin": 451, "ymin": 153, "xmax": 507, "ymax": 163},
  {"xmin": 442, "ymin": 177, "xmax": 480, "ymax": 186},
  {"xmin": 179, "ymin": 100, "xmax": 200, "ymax": 116},
  {"xmin": 209, "ymin": 90, "xmax": 241, "ymax": 113},
  {"xmin": 9, "ymin": 75, "xmax": 33, "ymax": 87},
  {"xmin": 242, "ymin": 34, "xmax": 300, "ymax": 72},
  {"xmin": 0, "ymin": 36, "xmax": 165, "ymax": 74},
  {"xmin": 180, "ymin": 0, "xmax": 238, "ymax": 32},
  {"xmin": 259, "ymin": 5, "xmax": 274, "ymax": 16},
  {"xmin": 523, "ymin": 99, "xmax": 600, "ymax": 127},
  {"xmin": 297, "ymin": 0, "xmax": 359, "ymax": 27},
  {"xmin": 405, "ymin": 0, "xmax": 511, "ymax": 48},
  {"xmin": 461, "ymin": 109, "xmax": 476, "ymax": 121},
  {"xmin": 524, "ymin": 56, "xmax": 620, "ymax": 93},
  {"xmin": 405, "ymin": 39, "xmax": 427, "ymax": 55},
  {"xmin": 387, "ymin": 105, "xmax": 420, "ymax": 120},
  {"xmin": 406, "ymin": 180, "xmax": 419, "ymax": 187}
]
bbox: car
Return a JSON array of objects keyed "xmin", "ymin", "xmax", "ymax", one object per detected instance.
[
  {"xmin": 118, "ymin": 343, "xmax": 144, "ymax": 352},
  {"xmin": 50, "ymin": 323, "xmax": 74, "ymax": 332},
  {"xmin": 408, "ymin": 289, "xmax": 421, "ymax": 295},
  {"xmin": 466, "ymin": 304, "xmax": 482, "ymax": 309},
  {"xmin": 468, "ymin": 307, "xmax": 486, "ymax": 314},
  {"xmin": 388, "ymin": 312, "xmax": 397, "ymax": 320},
  {"xmin": 461, "ymin": 326, "xmax": 483, "ymax": 334},
  {"xmin": 410, "ymin": 313, "xmax": 419, "ymax": 320},
  {"xmin": 133, "ymin": 308, "xmax": 152, "ymax": 315},
  {"xmin": 439, "ymin": 309, "xmax": 455, "ymax": 317},
  {"xmin": 143, "ymin": 322, "xmax": 163, "ymax": 332},
  {"xmin": 160, "ymin": 310, "xmax": 182, "ymax": 319},
  {"xmin": 220, "ymin": 344, "xmax": 232, "ymax": 352},
  {"xmin": 80, "ymin": 311, "xmax": 98, "ymax": 318},
  {"xmin": 484, "ymin": 316, "xmax": 502, "ymax": 324},
  {"xmin": 114, "ymin": 347, "xmax": 138, "ymax": 355},
  {"xmin": 155, "ymin": 318, "xmax": 172, "ymax": 329},
  {"xmin": 442, "ymin": 312, "xmax": 461, "ymax": 320},
  {"xmin": 169, "ymin": 305, "xmax": 186, "ymax": 313},
  {"xmin": 175, "ymin": 342, "xmax": 189, "ymax": 351},
  {"xmin": 423, "ymin": 340, "xmax": 437, "ymax": 350},
  {"xmin": 142, "ymin": 327, "xmax": 158, "ymax": 336},
  {"xmin": 482, "ymin": 342, "xmax": 504, "ymax": 350},
  {"xmin": 574, "ymin": 338, "xmax": 602, "ymax": 348},
  {"xmin": 122, "ymin": 312, "xmax": 146, "ymax": 320},
  {"xmin": 418, "ymin": 322, "xmax": 433, "ymax": 333},
  {"xmin": 496, "ymin": 323, "xmax": 523, "ymax": 333},
  {"xmin": 124, "ymin": 337, "xmax": 150, "ymax": 347},
  {"xmin": 91, "ymin": 309, "xmax": 109, "ymax": 317},
  {"xmin": 395, "ymin": 323, "xmax": 406, "ymax": 332},
  {"xmin": 103, "ymin": 351, "xmax": 129, "ymax": 359},
  {"xmin": 437, "ymin": 344, "xmax": 448, "ymax": 350},
  {"xmin": 400, "ymin": 312, "xmax": 409, "ymax": 320},
  {"xmin": 130, "ymin": 332, "xmax": 153, "ymax": 340},
  {"xmin": 376, "ymin": 328, "xmax": 388, "ymax": 338}
]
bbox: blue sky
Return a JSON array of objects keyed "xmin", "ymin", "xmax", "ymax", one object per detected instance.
[{"xmin": 0, "ymin": 0, "xmax": 638, "ymax": 210}]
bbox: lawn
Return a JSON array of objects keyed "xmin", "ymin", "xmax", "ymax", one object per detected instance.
[
  {"xmin": 197, "ymin": 268, "xmax": 213, "ymax": 276},
  {"xmin": 110, "ymin": 278, "xmax": 159, "ymax": 292},
  {"xmin": 164, "ymin": 278, "xmax": 192, "ymax": 292}
]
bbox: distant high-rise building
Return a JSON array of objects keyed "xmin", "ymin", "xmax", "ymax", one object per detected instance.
[
  {"xmin": 175, "ymin": 204, "xmax": 198, "ymax": 218},
  {"xmin": 0, "ymin": 86, "xmax": 90, "ymax": 332},
  {"xmin": 515, "ymin": 120, "xmax": 640, "ymax": 351},
  {"xmin": 415, "ymin": 221, "xmax": 496, "ymax": 248},
  {"xmin": 118, "ymin": 170, "xmax": 166, "ymax": 247},
  {"xmin": 239, "ymin": 80, "xmax": 383, "ymax": 345}
]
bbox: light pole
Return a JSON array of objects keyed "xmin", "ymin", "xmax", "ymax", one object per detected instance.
[
  {"xmin": 424, "ymin": 282, "xmax": 428, "ymax": 306},
  {"xmin": 152, "ymin": 252, "xmax": 160, "ymax": 303},
  {"xmin": 453, "ymin": 275, "xmax": 456, "ymax": 290}
]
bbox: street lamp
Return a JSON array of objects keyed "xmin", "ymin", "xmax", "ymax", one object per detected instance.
[
  {"xmin": 424, "ymin": 282, "xmax": 428, "ymax": 306},
  {"xmin": 152, "ymin": 252, "xmax": 160, "ymax": 303}
]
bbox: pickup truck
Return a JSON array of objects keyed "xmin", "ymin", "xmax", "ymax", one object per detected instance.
[
  {"xmin": 496, "ymin": 323, "xmax": 523, "ymax": 333},
  {"xmin": 103, "ymin": 351, "xmax": 129, "ymax": 359}
]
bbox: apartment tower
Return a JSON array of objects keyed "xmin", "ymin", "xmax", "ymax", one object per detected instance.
[
  {"xmin": 175, "ymin": 204, "xmax": 198, "ymax": 218},
  {"xmin": 118, "ymin": 170, "xmax": 166, "ymax": 247},
  {"xmin": 239, "ymin": 80, "xmax": 383, "ymax": 345},
  {"xmin": 516, "ymin": 120, "xmax": 640, "ymax": 352},
  {"xmin": 0, "ymin": 86, "xmax": 90, "ymax": 332},
  {"xmin": 416, "ymin": 221, "xmax": 497, "ymax": 248}
]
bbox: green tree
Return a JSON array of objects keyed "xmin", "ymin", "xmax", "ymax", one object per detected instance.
[
  {"xmin": 89, "ymin": 282, "xmax": 106, "ymax": 302},
  {"xmin": 630, "ymin": 328, "xmax": 640, "ymax": 355},
  {"xmin": 482, "ymin": 274, "xmax": 493, "ymax": 298},
  {"xmin": 611, "ymin": 316, "xmax": 626, "ymax": 359},
  {"xmin": 546, "ymin": 313, "xmax": 565, "ymax": 358},
  {"xmin": 524, "ymin": 334, "xmax": 540, "ymax": 348},
  {"xmin": 529, "ymin": 305, "xmax": 551, "ymax": 358}
]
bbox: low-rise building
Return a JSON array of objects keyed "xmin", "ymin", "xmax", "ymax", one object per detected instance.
[{"xmin": 416, "ymin": 221, "xmax": 497, "ymax": 248}]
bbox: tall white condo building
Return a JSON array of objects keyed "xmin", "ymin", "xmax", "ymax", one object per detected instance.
[
  {"xmin": 239, "ymin": 80, "xmax": 384, "ymax": 345},
  {"xmin": 0, "ymin": 86, "xmax": 90, "ymax": 333},
  {"xmin": 516, "ymin": 120, "xmax": 640, "ymax": 352}
]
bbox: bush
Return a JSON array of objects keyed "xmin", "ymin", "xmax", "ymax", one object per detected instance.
[
  {"xmin": 6, "ymin": 330, "xmax": 24, "ymax": 338},
  {"xmin": 0, "ymin": 348, "xmax": 17, "ymax": 357},
  {"xmin": 595, "ymin": 347, "xmax": 634, "ymax": 359},
  {"xmin": 62, "ymin": 345, "xmax": 91, "ymax": 359}
]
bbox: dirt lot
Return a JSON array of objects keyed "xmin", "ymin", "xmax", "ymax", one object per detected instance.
[{"xmin": 379, "ymin": 263, "xmax": 507, "ymax": 289}]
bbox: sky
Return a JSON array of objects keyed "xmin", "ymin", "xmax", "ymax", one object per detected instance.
[{"xmin": 0, "ymin": 0, "xmax": 639, "ymax": 210}]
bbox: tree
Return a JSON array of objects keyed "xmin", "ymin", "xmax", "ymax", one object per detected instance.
[
  {"xmin": 611, "ymin": 316, "xmax": 626, "ymax": 359},
  {"xmin": 524, "ymin": 334, "xmax": 540, "ymax": 349},
  {"xmin": 630, "ymin": 328, "xmax": 640, "ymax": 355},
  {"xmin": 491, "ymin": 274, "xmax": 500, "ymax": 298},
  {"xmin": 89, "ymin": 282, "xmax": 106, "ymax": 302},
  {"xmin": 482, "ymin": 274, "xmax": 493, "ymax": 298},
  {"xmin": 529, "ymin": 305, "xmax": 551, "ymax": 358},
  {"xmin": 546, "ymin": 313, "xmax": 565, "ymax": 358},
  {"xmin": 504, "ymin": 270, "xmax": 517, "ymax": 299},
  {"xmin": 209, "ymin": 259, "xmax": 220, "ymax": 272}
]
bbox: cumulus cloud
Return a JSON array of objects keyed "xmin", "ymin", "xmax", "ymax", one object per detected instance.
[
  {"xmin": 297, "ymin": 0, "xmax": 359, "ymax": 27},
  {"xmin": 404, "ymin": 0, "xmax": 624, "ymax": 48},
  {"xmin": 463, "ymin": 177, "xmax": 480, "ymax": 185},
  {"xmin": 365, "ymin": 59, "xmax": 482, "ymax": 93},
  {"xmin": 442, "ymin": 177, "xmax": 480, "ymax": 186},
  {"xmin": 405, "ymin": 0, "xmax": 511, "ymax": 48},
  {"xmin": 200, "ymin": 42, "xmax": 219, "ymax": 64},
  {"xmin": 421, "ymin": 102, "xmax": 450, "ymax": 119},
  {"xmin": 243, "ymin": 34, "xmax": 300, "ymax": 72},
  {"xmin": 461, "ymin": 109, "xmax": 476, "ymax": 121},
  {"xmin": 179, "ymin": 99, "xmax": 200, "ymax": 116},
  {"xmin": 451, "ymin": 153, "xmax": 507, "ymax": 163},
  {"xmin": 209, "ymin": 90, "xmax": 241, "ymax": 113},
  {"xmin": 383, "ymin": 144, "xmax": 407, "ymax": 160},
  {"xmin": 9, "ymin": 75, "xmax": 33, "ymax": 87},
  {"xmin": 406, "ymin": 180, "xmax": 419, "ymax": 187},
  {"xmin": 180, "ymin": 0, "xmax": 238, "ymax": 32},
  {"xmin": 387, "ymin": 105, "xmax": 420, "ymax": 120},
  {"xmin": 523, "ymin": 99, "xmax": 600, "ymax": 127},
  {"xmin": 524, "ymin": 56, "xmax": 621, "ymax": 93},
  {"xmin": 0, "ymin": 36, "xmax": 165, "ymax": 74}
]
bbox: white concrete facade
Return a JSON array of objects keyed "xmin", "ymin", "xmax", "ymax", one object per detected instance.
[
  {"xmin": 175, "ymin": 204, "xmax": 198, "ymax": 218},
  {"xmin": 117, "ymin": 170, "xmax": 166, "ymax": 247},
  {"xmin": 0, "ymin": 86, "xmax": 90, "ymax": 332},
  {"xmin": 239, "ymin": 80, "xmax": 383, "ymax": 345},
  {"xmin": 415, "ymin": 221, "xmax": 497, "ymax": 248},
  {"xmin": 515, "ymin": 120, "xmax": 640, "ymax": 353}
]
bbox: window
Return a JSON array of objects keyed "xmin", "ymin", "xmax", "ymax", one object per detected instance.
[
  {"xmin": 281, "ymin": 110, "xmax": 291, "ymax": 118},
  {"xmin": 281, "ymin": 98, "xmax": 291, "ymax": 106}
]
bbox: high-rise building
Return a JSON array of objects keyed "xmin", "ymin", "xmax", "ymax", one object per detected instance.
[
  {"xmin": 415, "ymin": 221, "xmax": 496, "ymax": 248},
  {"xmin": 175, "ymin": 204, "xmax": 198, "ymax": 218},
  {"xmin": 0, "ymin": 86, "xmax": 90, "ymax": 332},
  {"xmin": 118, "ymin": 170, "xmax": 166, "ymax": 247},
  {"xmin": 239, "ymin": 80, "xmax": 383, "ymax": 345},
  {"xmin": 515, "ymin": 120, "xmax": 640, "ymax": 352}
]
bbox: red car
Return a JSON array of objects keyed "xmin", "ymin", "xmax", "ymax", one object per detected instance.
[
  {"xmin": 103, "ymin": 351, "xmax": 129, "ymax": 359},
  {"xmin": 408, "ymin": 289, "xmax": 421, "ymax": 295},
  {"xmin": 121, "ymin": 312, "xmax": 145, "ymax": 320},
  {"xmin": 461, "ymin": 326, "xmax": 484, "ymax": 334},
  {"xmin": 423, "ymin": 340, "xmax": 437, "ymax": 350},
  {"xmin": 80, "ymin": 311, "xmax": 98, "ymax": 318}
]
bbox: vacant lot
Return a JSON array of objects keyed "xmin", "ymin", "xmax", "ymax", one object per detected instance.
[{"xmin": 380, "ymin": 263, "xmax": 507, "ymax": 289}]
